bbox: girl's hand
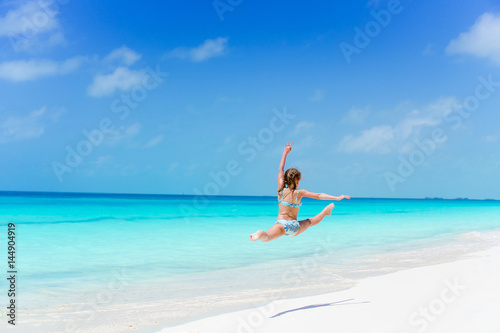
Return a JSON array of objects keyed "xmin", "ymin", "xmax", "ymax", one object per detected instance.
[
  {"xmin": 284, "ymin": 142, "xmax": 293, "ymax": 155},
  {"xmin": 341, "ymin": 195, "xmax": 350, "ymax": 200}
]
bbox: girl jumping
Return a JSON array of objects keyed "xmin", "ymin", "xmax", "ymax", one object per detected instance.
[{"xmin": 250, "ymin": 142, "xmax": 350, "ymax": 242}]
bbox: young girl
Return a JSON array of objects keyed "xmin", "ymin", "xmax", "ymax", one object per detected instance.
[{"xmin": 250, "ymin": 142, "xmax": 350, "ymax": 242}]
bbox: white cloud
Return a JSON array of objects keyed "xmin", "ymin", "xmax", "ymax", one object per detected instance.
[
  {"xmin": 145, "ymin": 134, "xmax": 164, "ymax": 148},
  {"xmin": 393, "ymin": 97, "xmax": 456, "ymax": 141},
  {"xmin": 342, "ymin": 106, "xmax": 371, "ymax": 125},
  {"xmin": 105, "ymin": 123, "xmax": 142, "ymax": 146},
  {"xmin": 0, "ymin": 106, "xmax": 62, "ymax": 143},
  {"xmin": 0, "ymin": 1, "xmax": 65, "ymax": 52},
  {"xmin": 291, "ymin": 122, "xmax": 316, "ymax": 148},
  {"xmin": 83, "ymin": 155, "xmax": 116, "ymax": 177},
  {"xmin": 89, "ymin": 155, "xmax": 114, "ymax": 167},
  {"xmin": 215, "ymin": 136, "xmax": 234, "ymax": 153},
  {"xmin": 86, "ymin": 46, "xmax": 144, "ymax": 97},
  {"xmin": 423, "ymin": 43, "xmax": 433, "ymax": 56},
  {"xmin": 0, "ymin": 1, "xmax": 58, "ymax": 36},
  {"xmin": 483, "ymin": 134, "xmax": 499, "ymax": 143},
  {"xmin": 104, "ymin": 46, "xmax": 141, "ymax": 66},
  {"xmin": 59, "ymin": 56, "xmax": 86, "ymax": 73},
  {"xmin": 338, "ymin": 162, "xmax": 364, "ymax": 177},
  {"xmin": 293, "ymin": 121, "xmax": 315, "ymax": 135},
  {"xmin": 187, "ymin": 163, "xmax": 200, "ymax": 172},
  {"xmin": 446, "ymin": 12, "xmax": 500, "ymax": 65},
  {"xmin": 124, "ymin": 123, "xmax": 142, "ymax": 136},
  {"xmin": 46, "ymin": 31, "xmax": 65, "ymax": 47},
  {"xmin": 166, "ymin": 37, "xmax": 228, "ymax": 62},
  {"xmin": 339, "ymin": 125, "xmax": 394, "ymax": 154},
  {"xmin": 0, "ymin": 57, "xmax": 85, "ymax": 82},
  {"xmin": 310, "ymin": 89, "xmax": 325, "ymax": 102},
  {"xmin": 338, "ymin": 97, "xmax": 459, "ymax": 154},
  {"xmin": 87, "ymin": 67, "xmax": 146, "ymax": 97},
  {"xmin": 296, "ymin": 135, "xmax": 315, "ymax": 149},
  {"xmin": 168, "ymin": 161, "xmax": 179, "ymax": 172},
  {"xmin": 366, "ymin": 0, "xmax": 382, "ymax": 8}
]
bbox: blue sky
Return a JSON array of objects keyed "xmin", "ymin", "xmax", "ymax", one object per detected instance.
[{"xmin": 1, "ymin": 0, "xmax": 499, "ymax": 199}]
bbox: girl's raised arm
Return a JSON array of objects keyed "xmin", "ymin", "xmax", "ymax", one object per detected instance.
[{"xmin": 278, "ymin": 142, "xmax": 293, "ymax": 189}]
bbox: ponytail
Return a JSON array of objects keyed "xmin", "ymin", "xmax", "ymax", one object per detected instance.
[
  {"xmin": 278, "ymin": 168, "xmax": 301, "ymax": 194},
  {"xmin": 277, "ymin": 180, "xmax": 286, "ymax": 193}
]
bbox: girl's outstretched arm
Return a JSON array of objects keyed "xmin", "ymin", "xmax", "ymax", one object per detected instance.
[
  {"xmin": 278, "ymin": 142, "xmax": 293, "ymax": 189},
  {"xmin": 300, "ymin": 189, "xmax": 350, "ymax": 201}
]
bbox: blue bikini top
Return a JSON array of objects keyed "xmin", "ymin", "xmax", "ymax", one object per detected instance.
[{"xmin": 278, "ymin": 188, "xmax": 302, "ymax": 208}]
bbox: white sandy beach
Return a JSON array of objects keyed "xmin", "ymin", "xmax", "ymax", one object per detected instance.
[{"xmin": 160, "ymin": 246, "xmax": 500, "ymax": 333}]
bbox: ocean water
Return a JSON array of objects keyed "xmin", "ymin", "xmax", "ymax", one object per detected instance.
[{"xmin": 1, "ymin": 191, "xmax": 500, "ymax": 331}]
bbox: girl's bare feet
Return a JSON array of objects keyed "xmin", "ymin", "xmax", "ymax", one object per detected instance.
[
  {"xmin": 250, "ymin": 230, "xmax": 263, "ymax": 241},
  {"xmin": 325, "ymin": 203, "xmax": 335, "ymax": 216}
]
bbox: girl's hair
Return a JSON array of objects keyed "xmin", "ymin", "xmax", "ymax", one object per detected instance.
[{"xmin": 278, "ymin": 168, "xmax": 301, "ymax": 193}]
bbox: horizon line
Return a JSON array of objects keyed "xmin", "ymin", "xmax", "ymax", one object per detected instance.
[{"xmin": 0, "ymin": 190, "xmax": 498, "ymax": 201}]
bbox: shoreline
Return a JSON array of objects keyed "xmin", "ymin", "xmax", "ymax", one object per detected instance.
[
  {"xmin": 159, "ymin": 245, "xmax": 500, "ymax": 333},
  {"xmin": 149, "ymin": 229, "xmax": 500, "ymax": 329},
  {"xmin": 8, "ymin": 230, "xmax": 500, "ymax": 332}
]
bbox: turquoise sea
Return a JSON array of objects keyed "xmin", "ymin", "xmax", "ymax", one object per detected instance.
[{"xmin": 1, "ymin": 191, "xmax": 500, "ymax": 332}]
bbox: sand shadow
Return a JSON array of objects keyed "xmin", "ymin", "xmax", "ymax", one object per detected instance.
[{"xmin": 270, "ymin": 298, "xmax": 370, "ymax": 318}]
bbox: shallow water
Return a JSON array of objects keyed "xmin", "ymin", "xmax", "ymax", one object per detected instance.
[{"xmin": 1, "ymin": 192, "xmax": 499, "ymax": 330}]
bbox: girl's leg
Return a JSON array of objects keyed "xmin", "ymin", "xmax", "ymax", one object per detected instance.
[
  {"xmin": 295, "ymin": 203, "xmax": 335, "ymax": 236},
  {"xmin": 250, "ymin": 223, "xmax": 285, "ymax": 242}
]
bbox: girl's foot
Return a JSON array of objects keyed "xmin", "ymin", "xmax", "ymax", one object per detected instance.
[
  {"xmin": 325, "ymin": 203, "xmax": 335, "ymax": 216},
  {"xmin": 250, "ymin": 230, "xmax": 263, "ymax": 241}
]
